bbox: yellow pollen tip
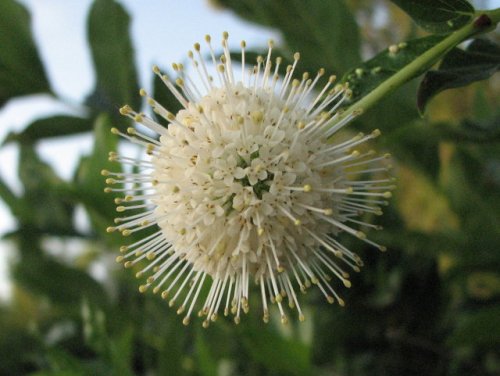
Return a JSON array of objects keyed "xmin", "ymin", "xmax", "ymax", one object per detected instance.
[
  {"xmin": 119, "ymin": 106, "xmax": 130, "ymax": 115},
  {"xmin": 139, "ymin": 88, "xmax": 147, "ymax": 96},
  {"xmin": 103, "ymin": 187, "xmax": 112, "ymax": 193},
  {"xmin": 338, "ymin": 298, "xmax": 345, "ymax": 307},
  {"xmin": 119, "ymin": 246, "xmax": 128, "ymax": 253},
  {"xmin": 303, "ymin": 184, "xmax": 312, "ymax": 192},
  {"xmin": 134, "ymin": 114, "xmax": 143, "ymax": 123},
  {"xmin": 327, "ymin": 296, "xmax": 335, "ymax": 304},
  {"xmin": 343, "ymin": 279, "xmax": 352, "ymax": 288},
  {"xmin": 101, "ymin": 169, "xmax": 109, "ymax": 176},
  {"xmin": 383, "ymin": 191, "xmax": 392, "ymax": 198},
  {"xmin": 351, "ymin": 150, "xmax": 360, "ymax": 157},
  {"xmin": 356, "ymin": 231, "xmax": 367, "ymax": 240},
  {"xmin": 139, "ymin": 285, "xmax": 148, "ymax": 293},
  {"xmin": 257, "ymin": 227, "xmax": 264, "ymax": 236},
  {"xmin": 372, "ymin": 129, "xmax": 381, "ymax": 137},
  {"xmin": 379, "ymin": 245, "xmax": 387, "ymax": 252},
  {"xmin": 294, "ymin": 219, "xmax": 301, "ymax": 226},
  {"xmin": 297, "ymin": 122, "xmax": 305, "ymax": 130},
  {"xmin": 324, "ymin": 208, "xmax": 333, "ymax": 215},
  {"xmin": 389, "ymin": 44, "xmax": 399, "ymax": 54},
  {"xmin": 116, "ymin": 206, "xmax": 125, "ymax": 212},
  {"xmin": 124, "ymin": 261, "xmax": 133, "ymax": 268},
  {"xmin": 115, "ymin": 256, "xmax": 123, "ymax": 263},
  {"xmin": 293, "ymin": 52, "xmax": 300, "ymax": 60},
  {"xmin": 105, "ymin": 178, "xmax": 115, "ymax": 184},
  {"xmin": 106, "ymin": 226, "xmax": 115, "ymax": 233},
  {"xmin": 152, "ymin": 65, "xmax": 160, "ymax": 74},
  {"xmin": 281, "ymin": 315, "xmax": 288, "ymax": 325},
  {"xmin": 121, "ymin": 229, "xmax": 131, "ymax": 236},
  {"xmin": 240, "ymin": 40, "xmax": 246, "ymax": 48},
  {"xmin": 127, "ymin": 127, "xmax": 136, "ymax": 135},
  {"xmin": 161, "ymin": 291, "xmax": 169, "ymax": 299},
  {"xmin": 110, "ymin": 127, "xmax": 119, "ymax": 135}
]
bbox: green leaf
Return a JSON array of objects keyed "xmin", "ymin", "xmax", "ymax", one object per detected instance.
[
  {"xmin": 0, "ymin": 0, "xmax": 51, "ymax": 107},
  {"xmin": 18, "ymin": 147, "xmax": 76, "ymax": 235},
  {"xmin": 152, "ymin": 69, "xmax": 183, "ymax": 126},
  {"xmin": 195, "ymin": 328, "xmax": 218, "ymax": 376},
  {"xmin": 87, "ymin": 0, "xmax": 140, "ymax": 117},
  {"xmin": 342, "ymin": 35, "xmax": 445, "ymax": 105},
  {"xmin": 449, "ymin": 306, "xmax": 500, "ymax": 347},
  {"xmin": 390, "ymin": 0, "xmax": 475, "ymax": 33},
  {"xmin": 74, "ymin": 114, "xmax": 119, "ymax": 237},
  {"xmin": 3, "ymin": 115, "xmax": 93, "ymax": 144},
  {"xmin": 417, "ymin": 39, "xmax": 500, "ymax": 113},
  {"xmin": 216, "ymin": 0, "xmax": 360, "ymax": 73},
  {"xmin": 13, "ymin": 246, "xmax": 107, "ymax": 307},
  {"xmin": 241, "ymin": 323, "xmax": 311, "ymax": 376}
]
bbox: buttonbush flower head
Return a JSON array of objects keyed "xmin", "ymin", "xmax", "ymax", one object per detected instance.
[{"xmin": 104, "ymin": 33, "xmax": 393, "ymax": 327}]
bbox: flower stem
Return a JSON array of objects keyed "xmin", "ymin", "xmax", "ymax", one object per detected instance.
[{"xmin": 340, "ymin": 8, "xmax": 500, "ymax": 121}]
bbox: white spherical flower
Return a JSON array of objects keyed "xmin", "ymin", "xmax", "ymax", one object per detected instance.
[{"xmin": 104, "ymin": 33, "xmax": 394, "ymax": 327}]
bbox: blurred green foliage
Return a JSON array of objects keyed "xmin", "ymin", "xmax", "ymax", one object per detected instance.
[{"xmin": 0, "ymin": 0, "xmax": 499, "ymax": 375}]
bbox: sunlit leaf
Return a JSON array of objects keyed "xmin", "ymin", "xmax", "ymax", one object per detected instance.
[
  {"xmin": 390, "ymin": 0, "xmax": 475, "ymax": 33},
  {"xmin": 0, "ymin": 0, "xmax": 51, "ymax": 107}
]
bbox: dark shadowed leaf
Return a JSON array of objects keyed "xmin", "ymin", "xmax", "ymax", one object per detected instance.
[
  {"xmin": 151, "ymin": 69, "xmax": 183, "ymax": 126},
  {"xmin": 18, "ymin": 147, "xmax": 76, "ymax": 235},
  {"xmin": 417, "ymin": 39, "xmax": 500, "ymax": 113},
  {"xmin": 87, "ymin": 0, "xmax": 140, "ymax": 117},
  {"xmin": 3, "ymin": 115, "xmax": 93, "ymax": 144},
  {"xmin": 342, "ymin": 35, "xmax": 445, "ymax": 104},
  {"xmin": 390, "ymin": 0, "xmax": 475, "ymax": 33},
  {"xmin": 449, "ymin": 306, "xmax": 500, "ymax": 347},
  {"xmin": 0, "ymin": 0, "xmax": 51, "ymax": 107},
  {"xmin": 215, "ymin": 0, "xmax": 360, "ymax": 73}
]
